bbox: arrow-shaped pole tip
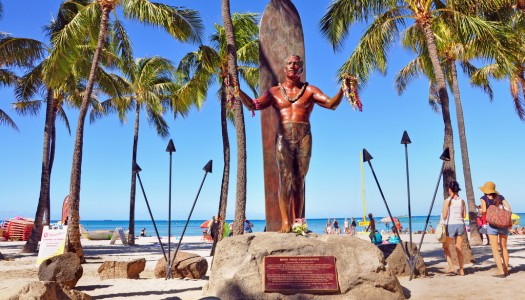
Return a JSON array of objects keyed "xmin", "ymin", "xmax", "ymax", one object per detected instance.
[
  {"xmin": 401, "ymin": 131, "xmax": 411, "ymax": 145},
  {"xmin": 440, "ymin": 148, "xmax": 450, "ymax": 161},
  {"xmin": 166, "ymin": 139, "xmax": 176, "ymax": 153},
  {"xmin": 133, "ymin": 163, "xmax": 142, "ymax": 173},
  {"xmin": 362, "ymin": 148, "xmax": 373, "ymax": 162},
  {"xmin": 203, "ymin": 160, "xmax": 213, "ymax": 173}
]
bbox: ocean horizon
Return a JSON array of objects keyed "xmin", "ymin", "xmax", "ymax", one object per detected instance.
[{"xmin": 72, "ymin": 213, "xmax": 524, "ymax": 237}]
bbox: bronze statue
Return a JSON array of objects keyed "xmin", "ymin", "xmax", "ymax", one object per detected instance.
[{"xmin": 239, "ymin": 55, "xmax": 348, "ymax": 232}]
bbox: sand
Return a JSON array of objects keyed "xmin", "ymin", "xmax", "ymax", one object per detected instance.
[{"xmin": 1, "ymin": 233, "xmax": 524, "ymax": 300}]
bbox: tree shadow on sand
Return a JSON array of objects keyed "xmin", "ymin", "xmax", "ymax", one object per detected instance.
[{"xmin": 92, "ymin": 287, "xmax": 202, "ymax": 299}]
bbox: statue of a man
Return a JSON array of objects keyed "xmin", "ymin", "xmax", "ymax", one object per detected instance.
[{"xmin": 238, "ymin": 55, "xmax": 347, "ymax": 232}]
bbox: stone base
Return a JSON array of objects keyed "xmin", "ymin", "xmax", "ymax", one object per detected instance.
[{"xmin": 203, "ymin": 233, "xmax": 405, "ymax": 300}]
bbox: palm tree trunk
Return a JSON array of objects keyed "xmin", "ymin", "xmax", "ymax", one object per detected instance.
[
  {"xmin": 420, "ymin": 21, "xmax": 456, "ymax": 194},
  {"xmin": 67, "ymin": 4, "xmax": 112, "ymax": 262},
  {"xmin": 46, "ymin": 95, "xmax": 57, "ymax": 226},
  {"xmin": 22, "ymin": 88, "xmax": 55, "ymax": 253},
  {"xmin": 421, "ymin": 23, "xmax": 473, "ymax": 258},
  {"xmin": 450, "ymin": 61, "xmax": 481, "ymax": 245},
  {"xmin": 128, "ymin": 103, "xmax": 141, "ymax": 246},
  {"xmin": 222, "ymin": 0, "xmax": 247, "ymax": 236},
  {"xmin": 211, "ymin": 88, "xmax": 231, "ymax": 256}
]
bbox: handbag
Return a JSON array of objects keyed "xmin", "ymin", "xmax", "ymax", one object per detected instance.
[
  {"xmin": 486, "ymin": 204, "xmax": 512, "ymax": 228},
  {"xmin": 435, "ymin": 220, "xmax": 447, "ymax": 243}
]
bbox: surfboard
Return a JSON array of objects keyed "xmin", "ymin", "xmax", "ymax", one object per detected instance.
[
  {"xmin": 259, "ymin": 0, "xmax": 305, "ymax": 231},
  {"xmin": 61, "ymin": 195, "xmax": 70, "ymax": 224}
]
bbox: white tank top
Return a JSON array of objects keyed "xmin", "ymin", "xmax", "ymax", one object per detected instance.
[{"xmin": 446, "ymin": 196, "xmax": 464, "ymax": 225}]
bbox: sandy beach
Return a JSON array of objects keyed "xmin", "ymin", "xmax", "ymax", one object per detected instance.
[{"xmin": 1, "ymin": 233, "xmax": 524, "ymax": 299}]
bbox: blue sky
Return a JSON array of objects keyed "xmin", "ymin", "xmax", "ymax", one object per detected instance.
[{"xmin": 1, "ymin": 1, "xmax": 524, "ymax": 223}]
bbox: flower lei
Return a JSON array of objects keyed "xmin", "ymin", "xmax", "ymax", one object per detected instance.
[
  {"xmin": 223, "ymin": 73, "xmax": 240, "ymax": 112},
  {"xmin": 224, "ymin": 73, "xmax": 258, "ymax": 117},
  {"xmin": 341, "ymin": 74, "xmax": 363, "ymax": 112},
  {"xmin": 292, "ymin": 218, "xmax": 309, "ymax": 236}
]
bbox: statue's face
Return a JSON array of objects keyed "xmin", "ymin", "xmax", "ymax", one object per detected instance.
[{"xmin": 284, "ymin": 56, "xmax": 303, "ymax": 78}]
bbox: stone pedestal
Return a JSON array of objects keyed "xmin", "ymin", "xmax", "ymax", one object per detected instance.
[{"xmin": 203, "ymin": 233, "xmax": 405, "ymax": 300}]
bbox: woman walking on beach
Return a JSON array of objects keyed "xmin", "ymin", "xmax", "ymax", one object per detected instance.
[
  {"xmin": 480, "ymin": 181, "xmax": 511, "ymax": 277},
  {"xmin": 442, "ymin": 180, "xmax": 466, "ymax": 276}
]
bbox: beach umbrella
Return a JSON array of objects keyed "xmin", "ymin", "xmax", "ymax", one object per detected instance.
[
  {"xmin": 200, "ymin": 220, "xmax": 212, "ymax": 228},
  {"xmin": 380, "ymin": 216, "xmax": 398, "ymax": 223}
]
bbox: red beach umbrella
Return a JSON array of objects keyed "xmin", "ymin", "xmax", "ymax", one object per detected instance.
[{"xmin": 200, "ymin": 220, "xmax": 212, "ymax": 228}]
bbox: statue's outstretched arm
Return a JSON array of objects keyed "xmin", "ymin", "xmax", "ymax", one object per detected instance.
[
  {"xmin": 312, "ymin": 85, "xmax": 344, "ymax": 110},
  {"xmin": 238, "ymin": 88, "xmax": 273, "ymax": 111}
]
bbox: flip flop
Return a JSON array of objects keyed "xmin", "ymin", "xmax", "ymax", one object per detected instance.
[
  {"xmin": 491, "ymin": 274, "xmax": 506, "ymax": 278},
  {"xmin": 444, "ymin": 272, "xmax": 458, "ymax": 276}
]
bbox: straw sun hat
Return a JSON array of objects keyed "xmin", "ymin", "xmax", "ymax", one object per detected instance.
[{"xmin": 479, "ymin": 181, "xmax": 498, "ymax": 194}]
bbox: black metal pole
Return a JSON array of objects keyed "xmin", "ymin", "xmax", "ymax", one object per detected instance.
[
  {"xmin": 134, "ymin": 164, "xmax": 168, "ymax": 262},
  {"xmin": 167, "ymin": 160, "xmax": 212, "ymax": 279},
  {"xmin": 165, "ymin": 140, "xmax": 176, "ymax": 279},
  {"xmin": 362, "ymin": 149, "xmax": 413, "ymax": 273},
  {"xmin": 401, "ymin": 131, "xmax": 413, "ymax": 260},
  {"xmin": 409, "ymin": 148, "xmax": 450, "ymax": 280}
]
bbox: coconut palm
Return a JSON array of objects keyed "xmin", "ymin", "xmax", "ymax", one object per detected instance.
[
  {"xmin": 47, "ymin": 0, "xmax": 203, "ymax": 261},
  {"xmin": 178, "ymin": 12, "xmax": 259, "ymax": 245},
  {"xmin": 319, "ymin": 0, "xmax": 512, "ymax": 196},
  {"xmin": 395, "ymin": 14, "xmax": 514, "ymax": 245},
  {"xmin": 221, "ymin": 0, "xmax": 250, "ymax": 236},
  {"xmin": 93, "ymin": 56, "xmax": 192, "ymax": 246},
  {"xmin": 13, "ymin": 0, "xmax": 123, "ymax": 253}
]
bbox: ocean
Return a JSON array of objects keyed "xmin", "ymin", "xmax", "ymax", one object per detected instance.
[{"xmin": 76, "ymin": 213, "xmax": 524, "ymax": 237}]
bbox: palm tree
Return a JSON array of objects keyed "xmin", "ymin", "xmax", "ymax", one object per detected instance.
[
  {"xmin": 48, "ymin": 0, "xmax": 203, "ymax": 261},
  {"xmin": 395, "ymin": 15, "xmax": 514, "ymax": 245},
  {"xmin": 221, "ymin": 0, "xmax": 249, "ymax": 236},
  {"xmin": 319, "ymin": 0, "xmax": 511, "ymax": 197},
  {"xmin": 178, "ymin": 12, "xmax": 259, "ymax": 247},
  {"xmin": 96, "ymin": 56, "xmax": 191, "ymax": 246},
  {"xmin": 15, "ymin": 0, "xmax": 120, "ymax": 253}
]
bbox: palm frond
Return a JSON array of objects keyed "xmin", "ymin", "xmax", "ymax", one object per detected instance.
[
  {"xmin": 11, "ymin": 100, "xmax": 43, "ymax": 116},
  {"xmin": 428, "ymin": 82, "xmax": 441, "ymax": 113},
  {"xmin": 123, "ymin": 0, "xmax": 203, "ymax": 44},
  {"xmin": 45, "ymin": 2, "xmax": 101, "ymax": 86},
  {"xmin": 14, "ymin": 61, "xmax": 45, "ymax": 101},
  {"xmin": 0, "ymin": 68, "xmax": 18, "ymax": 87},
  {"xmin": 0, "ymin": 109, "xmax": 19, "ymax": 131},
  {"xmin": 55, "ymin": 105, "xmax": 72, "ymax": 135},
  {"xmin": 238, "ymin": 66, "xmax": 259, "ymax": 98},
  {"xmin": 459, "ymin": 61, "xmax": 494, "ymax": 100},
  {"xmin": 0, "ymin": 36, "xmax": 46, "ymax": 68},
  {"xmin": 111, "ymin": 18, "xmax": 134, "ymax": 73},
  {"xmin": 96, "ymin": 68, "xmax": 131, "ymax": 99},
  {"xmin": 319, "ymin": 0, "xmax": 395, "ymax": 51},
  {"xmin": 337, "ymin": 8, "xmax": 405, "ymax": 84},
  {"xmin": 395, "ymin": 57, "xmax": 424, "ymax": 95}
]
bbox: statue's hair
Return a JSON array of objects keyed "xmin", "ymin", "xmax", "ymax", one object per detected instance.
[{"xmin": 284, "ymin": 54, "xmax": 303, "ymax": 67}]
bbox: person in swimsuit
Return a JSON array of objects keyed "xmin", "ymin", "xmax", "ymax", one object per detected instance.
[
  {"xmin": 238, "ymin": 55, "xmax": 346, "ymax": 232},
  {"xmin": 441, "ymin": 180, "xmax": 467, "ymax": 276}
]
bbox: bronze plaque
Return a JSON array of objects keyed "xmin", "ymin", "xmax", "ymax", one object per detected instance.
[{"xmin": 263, "ymin": 256, "xmax": 338, "ymax": 293}]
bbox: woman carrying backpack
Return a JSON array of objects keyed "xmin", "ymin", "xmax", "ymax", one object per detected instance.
[{"xmin": 480, "ymin": 181, "xmax": 511, "ymax": 278}]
